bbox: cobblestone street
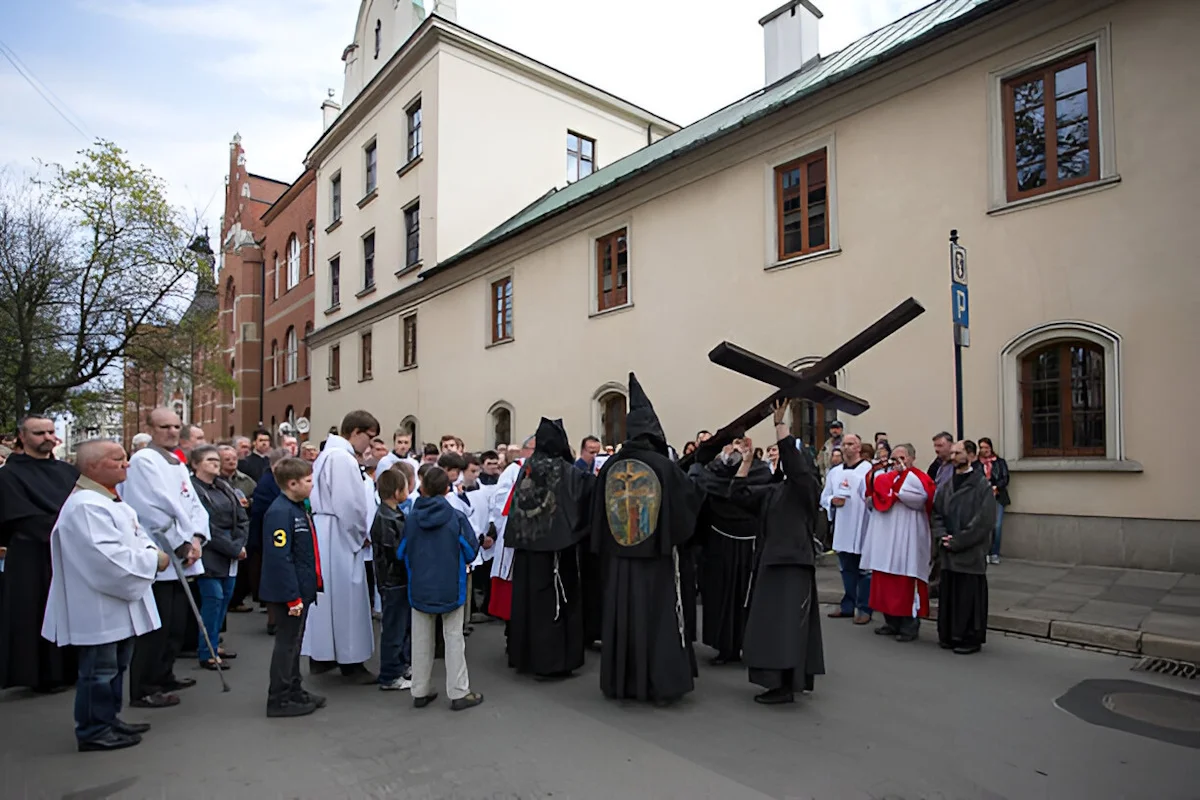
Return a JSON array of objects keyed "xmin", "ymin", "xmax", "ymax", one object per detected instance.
[{"xmin": 1, "ymin": 605, "xmax": 1197, "ymax": 799}]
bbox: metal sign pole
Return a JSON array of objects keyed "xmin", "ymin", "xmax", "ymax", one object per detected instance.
[{"xmin": 949, "ymin": 230, "xmax": 969, "ymax": 442}]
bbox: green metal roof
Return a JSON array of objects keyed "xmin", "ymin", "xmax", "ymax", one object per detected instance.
[{"xmin": 424, "ymin": 0, "xmax": 1013, "ymax": 278}]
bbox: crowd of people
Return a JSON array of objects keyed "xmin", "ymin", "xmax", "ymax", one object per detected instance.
[{"xmin": 0, "ymin": 376, "xmax": 1007, "ymax": 753}]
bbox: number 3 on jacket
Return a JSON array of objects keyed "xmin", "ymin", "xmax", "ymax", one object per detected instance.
[{"xmin": 272, "ymin": 529, "xmax": 287, "ymax": 548}]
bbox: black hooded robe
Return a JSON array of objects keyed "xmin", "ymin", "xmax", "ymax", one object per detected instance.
[
  {"xmin": 732, "ymin": 436, "xmax": 825, "ymax": 695},
  {"xmin": 0, "ymin": 454, "xmax": 80, "ymax": 691},
  {"xmin": 507, "ymin": 418, "xmax": 595, "ymax": 677},
  {"xmin": 591, "ymin": 374, "xmax": 703, "ymax": 703},
  {"xmin": 689, "ymin": 456, "xmax": 775, "ymax": 662}
]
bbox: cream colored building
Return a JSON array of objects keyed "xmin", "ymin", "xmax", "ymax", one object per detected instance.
[{"xmin": 310, "ymin": 0, "xmax": 1200, "ymax": 571}]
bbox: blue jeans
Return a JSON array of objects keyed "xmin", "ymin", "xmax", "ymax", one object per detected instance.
[
  {"xmin": 837, "ymin": 552, "xmax": 872, "ymax": 616},
  {"xmin": 197, "ymin": 576, "xmax": 236, "ymax": 663},
  {"xmin": 378, "ymin": 586, "xmax": 412, "ymax": 683},
  {"xmin": 75, "ymin": 638, "xmax": 134, "ymax": 743},
  {"xmin": 990, "ymin": 504, "xmax": 1005, "ymax": 557}
]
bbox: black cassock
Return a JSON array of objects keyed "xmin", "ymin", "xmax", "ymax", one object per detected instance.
[
  {"xmin": 731, "ymin": 436, "xmax": 825, "ymax": 695},
  {"xmin": 0, "ymin": 453, "xmax": 80, "ymax": 691},
  {"xmin": 591, "ymin": 374, "xmax": 703, "ymax": 703},
  {"xmin": 506, "ymin": 418, "xmax": 594, "ymax": 677},
  {"xmin": 689, "ymin": 456, "xmax": 776, "ymax": 662}
]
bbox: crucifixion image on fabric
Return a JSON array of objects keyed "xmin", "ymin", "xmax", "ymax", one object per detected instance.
[{"xmin": 605, "ymin": 459, "xmax": 662, "ymax": 547}]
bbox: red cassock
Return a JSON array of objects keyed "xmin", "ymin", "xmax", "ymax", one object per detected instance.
[
  {"xmin": 864, "ymin": 467, "xmax": 937, "ymax": 619},
  {"xmin": 487, "ymin": 466, "xmax": 524, "ymax": 621}
]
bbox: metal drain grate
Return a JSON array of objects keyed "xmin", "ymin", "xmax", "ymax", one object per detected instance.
[{"xmin": 1132, "ymin": 657, "xmax": 1199, "ymax": 679}]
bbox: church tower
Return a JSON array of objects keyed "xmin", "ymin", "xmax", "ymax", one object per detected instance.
[{"xmin": 340, "ymin": 0, "xmax": 458, "ymax": 108}]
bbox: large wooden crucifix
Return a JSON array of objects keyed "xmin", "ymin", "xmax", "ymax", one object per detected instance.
[{"xmin": 678, "ymin": 297, "xmax": 925, "ymax": 469}]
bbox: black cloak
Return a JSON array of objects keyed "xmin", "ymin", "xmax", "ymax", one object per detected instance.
[{"xmin": 506, "ymin": 417, "xmax": 593, "ymax": 553}]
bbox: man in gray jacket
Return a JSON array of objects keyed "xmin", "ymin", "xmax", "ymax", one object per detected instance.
[{"xmin": 931, "ymin": 441, "xmax": 996, "ymax": 655}]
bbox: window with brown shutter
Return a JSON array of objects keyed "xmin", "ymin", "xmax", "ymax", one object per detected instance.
[
  {"xmin": 402, "ymin": 314, "xmax": 417, "ymax": 369},
  {"xmin": 1020, "ymin": 340, "xmax": 1105, "ymax": 457},
  {"xmin": 774, "ymin": 149, "xmax": 829, "ymax": 260},
  {"xmin": 360, "ymin": 332, "xmax": 373, "ymax": 381},
  {"xmin": 595, "ymin": 229, "xmax": 629, "ymax": 313},
  {"xmin": 328, "ymin": 345, "xmax": 341, "ymax": 390},
  {"xmin": 491, "ymin": 277, "xmax": 513, "ymax": 344}
]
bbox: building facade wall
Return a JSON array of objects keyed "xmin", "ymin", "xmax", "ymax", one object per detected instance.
[
  {"xmin": 261, "ymin": 171, "xmax": 317, "ymax": 439},
  {"xmin": 310, "ymin": 0, "xmax": 1200, "ymax": 569}
]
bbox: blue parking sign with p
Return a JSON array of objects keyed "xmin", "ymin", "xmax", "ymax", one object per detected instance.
[{"xmin": 952, "ymin": 285, "xmax": 969, "ymax": 328}]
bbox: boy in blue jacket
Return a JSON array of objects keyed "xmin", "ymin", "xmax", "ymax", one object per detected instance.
[
  {"xmin": 397, "ymin": 466, "xmax": 484, "ymax": 711},
  {"xmin": 259, "ymin": 458, "xmax": 325, "ymax": 718}
]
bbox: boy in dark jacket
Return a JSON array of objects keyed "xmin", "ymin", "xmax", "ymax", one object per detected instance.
[
  {"xmin": 397, "ymin": 466, "xmax": 484, "ymax": 711},
  {"xmin": 259, "ymin": 458, "xmax": 324, "ymax": 717},
  {"xmin": 373, "ymin": 466, "xmax": 412, "ymax": 691}
]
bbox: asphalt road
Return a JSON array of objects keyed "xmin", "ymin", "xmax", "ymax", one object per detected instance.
[{"xmin": 1, "ymin": 607, "xmax": 1196, "ymax": 800}]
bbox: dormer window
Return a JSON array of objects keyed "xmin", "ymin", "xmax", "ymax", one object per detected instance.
[{"xmin": 374, "ymin": 20, "xmax": 381, "ymax": 59}]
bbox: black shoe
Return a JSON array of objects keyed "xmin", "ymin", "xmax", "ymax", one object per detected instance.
[
  {"xmin": 754, "ymin": 688, "xmax": 795, "ymax": 705},
  {"xmin": 130, "ymin": 692, "xmax": 180, "ymax": 709},
  {"xmin": 708, "ymin": 654, "xmax": 741, "ymax": 666},
  {"xmin": 112, "ymin": 718, "xmax": 151, "ymax": 735},
  {"xmin": 874, "ymin": 625, "xmax": 897, "ymax": 636},
  {"xmin": 266, "ymin": 699, "xmax": 317, "ymax": 718},
  {"xmin": 294, "ymin": 690, "xmax": 327, "ymax": 709},
  {"xmin": 803, "ymin": 673, "xmax": 815, "ymax": 693},
  {"xmin": 309, "ymin": 659, "xmax": 336, "ymax": 675},
  {"xmin": 340, "ymin": 664, "xmax": 378, "ymax": 685},
  {"xmin": 266, "ymin": 623, "xmax": 276, "ymax": 636},
  {"xmin": 413, "ymin": 691, "xmax": 439, "ymax": 709},
  {"xmin": 895, "ymin": 632, "xmax": 918, "ymax": 643},
  {"xmin": 953, "ymin": 644, "xmax": 982, "ymax": 655},
  {"xmin": 451, "ymin": 692, "xmax": 484, "ymax": 711},
  {"xmin": 78, "ymin": 730, "xmax": 141, "ymax": 752},
  {"xmin": 938, "ymin": 641, "xmax": 955, "ymax": 650},
  {"xmin": 165, "ymin": 676, "xmax": 197, "ymax": 691}
]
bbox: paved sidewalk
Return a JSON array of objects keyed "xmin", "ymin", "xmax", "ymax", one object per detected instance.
[{"xmin": 816, "ymin": 558, "xmax": 1200, "ymax": 661}]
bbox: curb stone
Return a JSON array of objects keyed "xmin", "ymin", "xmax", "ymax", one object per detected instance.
[
  {"xmin": 1049, "ymin": 620, "xmax": 1143, "ymax": 653},
  {"xmin": 1140, "ymin": 633, "xmax": 1200, "ymax": 663}
]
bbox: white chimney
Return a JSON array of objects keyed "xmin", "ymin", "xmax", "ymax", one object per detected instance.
[
  {"xmin": 321, "ymin": 89, "xmax": 341, "ymax": 131},
  {"xmin": 760, "ymin": 0, "xmax": 822, "ymax": 86}
]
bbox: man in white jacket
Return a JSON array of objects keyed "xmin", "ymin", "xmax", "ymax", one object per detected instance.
[
  {"xmin": 43, "ymin": 440, "xmax": 169, "ymax": 752},
  {"xmin": 120, "ymin": 408, "xmax": 210, "ymax": 709}
]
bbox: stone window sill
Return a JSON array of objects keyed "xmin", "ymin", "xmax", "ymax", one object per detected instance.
[
  {"xmin": 589, "ymin": 301, "xmax": 634, "ymax": 319},
  {"xmin": 988, "ymin": 175, "xmax": 1121, "ymax": 216},
  {"xmin": 486, "ymin": 337, "xmax": 514, "ymax": 350},
  {"xmin": 355, "ymin": 285, "xmax": 377, "ymax": 299},
  {"xmin": 325, "ymin": 218, "xmax": 343, "ymax": 234},
  {"xmin": 359, "ymin": 375, "xmax": 374, "ymax": 383},
  {"xmin": 357, "ymin": 188, "xmax": 378, "ymax": 209},
  {"xmin": 399, "ymin": 364, "xmax": 417, "ymax": 373},
  {"xmin": 765, "ymin": 247, "xmax": 842, "ymax": 273},
  {"xmin": 324, "ymin": 303, "xmax": 341, "ymax": 316},
  {"xmin": 1008, "ymin": 458, "xmax": 1143, "ymax": 473},
  {"xmin": 395, "ymin": 262, "xmax": 421, "ymax": 278},
  {"xmin": 396, "ymin": 156, "xmax": 422, "ymax": 179}
]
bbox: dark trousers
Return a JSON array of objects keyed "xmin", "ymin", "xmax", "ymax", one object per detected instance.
[
  {"xmin": 266, "ymin": 602, "xmax": 308, "ymax": 706},
  {"xmin": 75, "ymin": 638, "xmax": 134, "ymax": 743},
  {"xmin": 130, "ymin": 581, "xmax": 187, "ymax": 698},
  {"xmin": 378, "ymin": 586, "xmax": 412, "ymax": 683},
  {"xmin": 183, "ymin": 580, "xmax": 202, "ymax": 653},
  {"xmin": 836, "ymin": 552, "xmax": 871, "ymax": 616}
]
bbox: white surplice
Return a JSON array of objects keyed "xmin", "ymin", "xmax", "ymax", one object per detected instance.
[
  {"xmin": 374, "ymin": 451, "xmax": 420, "ymax": 481},
  {"xmin": 302, "ymin": 435, "xmax": 374, "ymax": 664},
  {"xmin": 119, "ymin": 445, "xmax": 209, "ymax": 581},
  {"xmin": 487, "ymin": 459, "xmax": 523, "ymax": 580},
  {"xmin": 830, "ymin": 460, "xmax": 872, "ymax": 555},
  {"xmin": 42, "ymin": 479, "xmax": 161, "ymax": 646},
  {"xmin": 860, "ymin": 470, "xmax": 933, "ymax": 581},
  {"xmin": 819, "ymin": 465, "xmax": 840, "ymax": 522}
]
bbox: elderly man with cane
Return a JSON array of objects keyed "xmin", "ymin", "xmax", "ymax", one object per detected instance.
[{"xmin": 42, "ymin": 440, "xmax": 169, "ymax": 752}]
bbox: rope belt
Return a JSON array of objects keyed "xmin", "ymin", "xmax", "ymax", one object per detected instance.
[
  {"xmin": 712, "ymin": 525, "xmax": 756, "ymax": 542},
  {"xmin": 672, "ymin": 547, "xmax": 685, "ymax": 648},
  {"xmin": 552, "ymin": 551, "xmax": 567, "ymax": 622}
]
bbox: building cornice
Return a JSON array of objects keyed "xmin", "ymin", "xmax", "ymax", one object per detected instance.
[
  {"xmin": 306, "ymin": 15, "xmax": 677, "ymax": 168},
  {"xmin": 261, "ymin": 168, "xmax": 316, "ymax": 225}
]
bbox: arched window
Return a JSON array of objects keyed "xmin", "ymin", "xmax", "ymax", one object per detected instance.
[
  {"xmin": 272, "ymin": 252, "xmax": 279, "ymax": 300},
  {"xmin": 374, "ymin": 19, "xmax": 382, "ymax": 58},
  {"xmin": 269, "ymin": 339, "xmax": 278, "ymax": 388},
  {"xmin": 399, "ymin": 415, "xmax": 419, "ymax": 448},
  {"xmin": 285, "ymin": 326, "xmax": 298, "ymax": 383},
  {"xmin": 786, "ymin": 358, "xmax": 847, "ymax": 450},
  {"xmin": 303, "ymin": 321, "xmax": 313, "ymax": 377},
  {"xmin": 306, "ymin": 223, "xmax": 315, "ymax": 276},
  {"xmin": 1000, "ymin": 321, "xmax": 1125, "ymax": 464},
  {"xmin": 600, "ymin": 393, "xmax": 627, "ymax": 446},
  {"xmin": 1020, "ymin": 341, "xmax": 1105, "ymax": 457},
  {"xmin": 487, "ymin": 402, "xmax": 513, "ymax": 448},
  {"xmin": 284, "ymin": 406, "xmax": 295, "ymax": 427},
  {"xmin": 286, "ymin": 234, "xmax": 300, "ymax": 291}
]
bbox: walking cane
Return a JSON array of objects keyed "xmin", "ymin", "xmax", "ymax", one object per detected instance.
[{"xmin": 158, "ymin": 539, "xmax": 231, "ymax": 693}]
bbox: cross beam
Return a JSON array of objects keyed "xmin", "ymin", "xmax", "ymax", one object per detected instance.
[
  {"xmin": 678, "ymin": 297, "xmax": 925, "ymax": 469},
  {"xmin": 707, "ymin": 342, "xmax": 870, "ymax": 416}
]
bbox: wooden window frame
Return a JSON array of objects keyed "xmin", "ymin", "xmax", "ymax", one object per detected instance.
[
  {"xmin": 1020, "ymin": 340, "xmax": 1106, "ymax": 457},
  {"xmin": 404, "ymin": 203, "xmax": 420, "ymax": 267},
  {"xmin": 306, "ymin": 223, "xmax": 315, "ymax": 276},
  {"xmin": 362, "ymin": 233, "xmax": 375, "ymax": 290},
  {"xmin": 286, "ymin": 234, "xmax": 300, "ymax": 291},
  {"xmin": 490, "ymin": 276, "xmax": 513, "ymax": 345},
  {"xmin": 406, "ymin": 100, "xmax": 422, "ymax": 162},
  {"xmin": 402, "ymin": 313, "xmax": 418, "ymax": 369},
  {"xmin": 599, "ymin": 392, "xmax": 627, "ymax": 446},
  {"xmin": 330, "ymin": 173, "xmax": 342, "ymax": 223},
  {"xmin": 360, "ymin": 331, "xmax": 373, "ymax": 381},
  {"xmin": 595, "ymin": 228, "xmax": 629, "ymax": 313},
  {"xmin": 284, "ymin": 326, "xmax": 297, "ymax": 383},
  {"xmin": 567, "ymin": 131, "xmax": 595, "ymax": 183},
  {"xmin": 329, "ymin": 255, "xmax": 341, "ymax": 306},
  {"xmin": 774, "ymin": 148, "xmax": 829, "ymax": 261},
  {"xmin": 1002, "ymin": 48, "xmax": 1099, "ymax": 203},
  {"xmin": 328, "ymin": 344, "xmax": 341, "ymax": 390},
  {"xmin": 364, "ymin": 140, "xmax": 378, "ymax": 195}
]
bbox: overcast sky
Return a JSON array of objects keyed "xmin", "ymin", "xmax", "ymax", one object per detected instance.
[{"xmin": 2, "ymin": 0, "xmax": 929, "ymax": 232}]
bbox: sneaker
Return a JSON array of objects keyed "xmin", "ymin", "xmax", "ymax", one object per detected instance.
[
  {"xmin": 992, "ymin": 555, "xmax": 1002, "ymax": 564},
  {"xmin": 294, "ymin": 689, "xmax": 327, "ymax": 709},
  {"xmin": 78, "ymin": 730, "xmax": 141, "ymax": 752},
  {"xmin": 266, "ymin": 699, "xmax": 317, "ymax": 718},
  {"xmin": 379, "ymin": 676, "xmax": 412, "ymax": 691},
  {"xmin": 450, "ymin": 692, "xmax": 484, "ymax": 711}
]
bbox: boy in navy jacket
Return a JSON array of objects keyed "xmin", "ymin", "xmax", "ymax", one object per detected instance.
[
  {"xmin": 373, "ymin": 465, "xmax": 412, "ymax": 691},
  {"xmin": 397, "ymin": 466, "xmax": 483, "ymax": 711},
  {"xmin": 259, "ymin": 458, "xmax": 324, "ymax": 718}
]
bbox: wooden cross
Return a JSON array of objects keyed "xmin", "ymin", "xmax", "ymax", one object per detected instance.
[{"xmin": 679, "ymin": 297, "xmax": 926, "ymax": 469}]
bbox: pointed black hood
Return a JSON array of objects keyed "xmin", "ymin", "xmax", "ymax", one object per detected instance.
[
  {"xmin": 533, "ymin": 417, "xmax": 572, "ymax": 463},
  {"xmin": 625, "ymin": 372, "xmax": 668, "ymax": 453}
]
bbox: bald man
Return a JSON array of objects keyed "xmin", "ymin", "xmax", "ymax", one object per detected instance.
[{"xmin": 43, "ymin": 439, "xmax": 168, "ymax": 751}]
